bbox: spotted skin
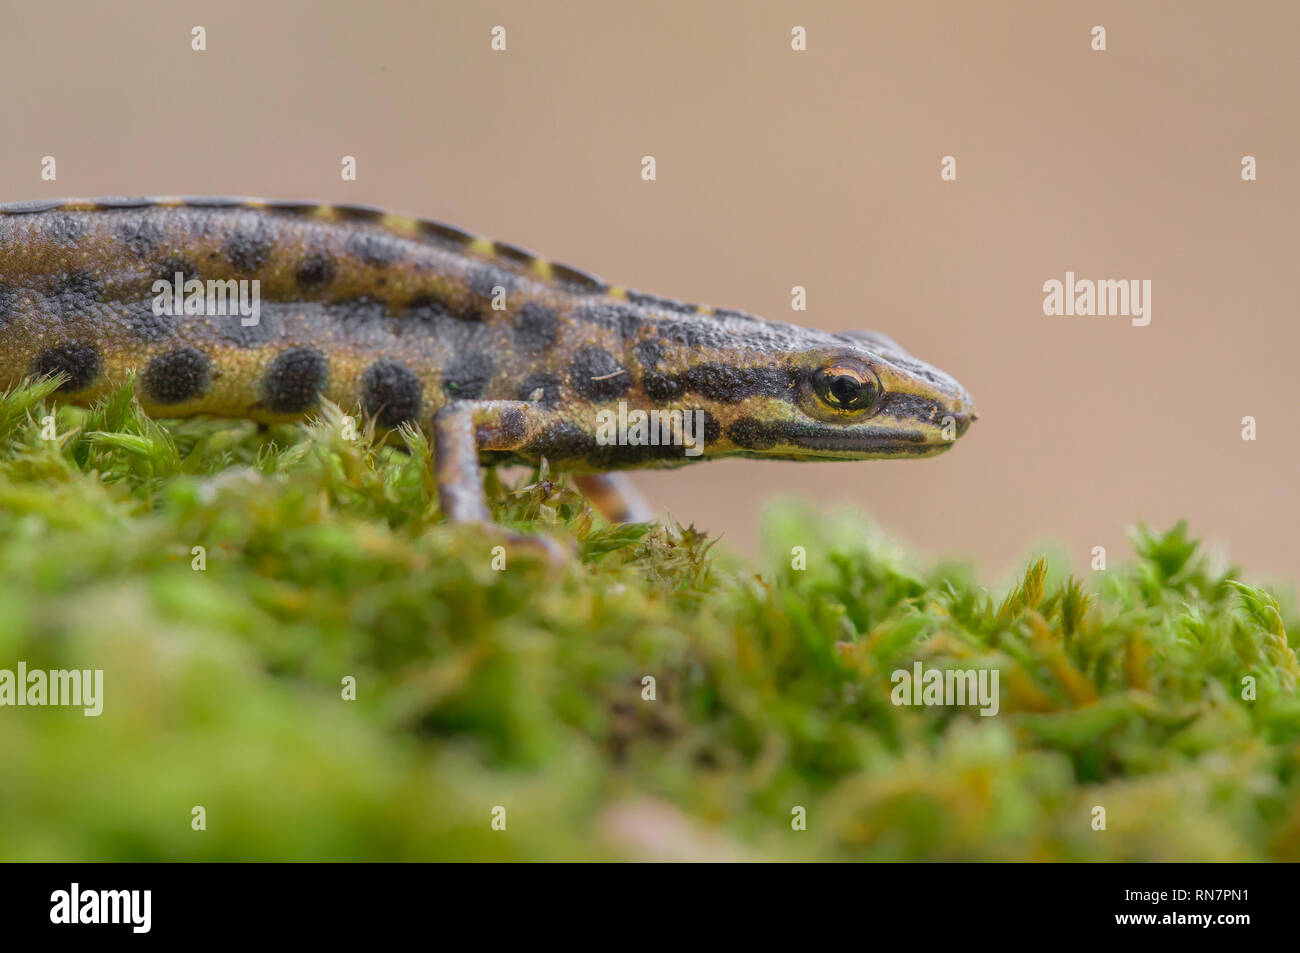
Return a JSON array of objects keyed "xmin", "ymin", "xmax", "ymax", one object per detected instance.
[
  {"xmin": 0, "ymin": 197, "xmax": 977, "ymax": 524},
  {"xmin": 142, "ymin": 346, "xmax": 211, "ymax": 405}
]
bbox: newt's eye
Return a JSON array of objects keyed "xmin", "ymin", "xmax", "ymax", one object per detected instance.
[{"xmin": 811, "ymin": 361, "xmax": 881, "ymax": 413}]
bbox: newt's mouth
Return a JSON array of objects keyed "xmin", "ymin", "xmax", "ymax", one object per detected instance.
[
  {"xmin": 727, "ymin": 411, "xmax": 974, "ymax": 460},
  {"xmin": 735, "ymin": 442, "xmax": 955, "ymax": 462}
]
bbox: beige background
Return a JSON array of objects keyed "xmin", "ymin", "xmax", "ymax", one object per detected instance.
[{"xmin": 2, "ymin": 1, "xmax": 1296, "ymax": 580}]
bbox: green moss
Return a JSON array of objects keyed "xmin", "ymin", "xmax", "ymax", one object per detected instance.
[{"xmin": 0, "ymin": 379, "xmax": 1297, "ymax": 861}]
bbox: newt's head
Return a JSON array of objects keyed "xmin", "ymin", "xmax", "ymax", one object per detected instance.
[
  {"xmin": 566, "ymin": 310, "xmax": 976, "ymax": 471},
  {"xmin": 715, "ymin": 329, "xmax": 977, "ymax": 462}
]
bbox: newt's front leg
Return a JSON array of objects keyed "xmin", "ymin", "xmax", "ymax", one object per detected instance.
[
  {"xmin": 432, "ymin": 400, "xmax": 655, "ymax": 526},
  {"xmin": 432, "ymin": 400, "xmax": 574, "ymax": 561},
  {"xmin": 432, "ymin": 403, "xmax": 496, "ymax": 523}
]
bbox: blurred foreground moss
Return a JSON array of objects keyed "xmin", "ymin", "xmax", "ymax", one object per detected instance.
[{"xmin": 0, "ymin": 379, "xmax": 1297, "ymax": 861}]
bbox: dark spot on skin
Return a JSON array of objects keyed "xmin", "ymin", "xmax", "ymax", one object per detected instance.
[
  {"xmin": 614, "ymin": 309, "xmax": 643, "ymax": 339},
  {"xmin": 570, "ymin": 346, "xmax": 630, "ymax": 401},
  {"xmin": 644, "ymin": 364, "xmax": 794, "ymax": 403},
  {"xmin": 362, "ymin": 360, "xmax": 424, "ymax": 427},
  {"xmin": 517, "ymin": 372, "xmax": 561, "ymax": 410},
  {"xmin": 265, "ymin": 201, "xmax": 321, "ymax": 216},
  {"xmin": 0, "ymin": 199, "xmax": 63, "ymax": 214},
  {"xmin": 477, "ymin": 406, "xmax": 526, "ymax": 447},
  {"xmin": 31, "ymin": 343, "xmax": 100, "ymax": 392},
  {"xmin": 406, "ymin": 293, "xmax": 451, "ymax": 322},
  {"xmin": 117, "ymin": 218, "xmax": 165, "ymax": 257},
  {"xmin": 225, "ymin": 223, "xmax": 273, "ymax": 272},
  {"xmin": 651, "ymin": 318, "xmax": 737, "ymax": 351},
  {"xmin": 633, "ymin": 338, "xmax": 665, "ymax": 370},
  {"xmin": 456, "ymin": 304, "xmax": 484, "ymax": 323},
  {"xmin": 688, "ymin": 364, "xmax": 793, "ymax": 402},
  {"xmin": 295, "ymin": 252, "xmax": 336, "ymax": 288},
  {"xmin": 44, "ymin": 214, "xmax": 87, "ymax": 247},
  {"xmin": 262, "ymin": 347, "xmax": 329, "ymax": 413},
  {"xmin": 641, "ymin": 370, "xmax": 682, "ymax": 401},
  {"xmin": 142, "ymin": 347, "xmax": 211, "ymax": 404},
  {"xmin": 347, "ymin": 231, "xmax": 405, "ymax": 266},
  {"xmin": 513, "ymin": 301, "xmax": 558, "ymax": 352},
  {"xmin": 728, "ymin": 417, "xmax": 778, "ymax": 450},
  {"xmin": 53, "ymin": 272, "xmax": 105, "ymax": 310},
  {"xmin": 158, "ymin": 254, "xmax": 198, "ymax": 283},
  {"xmin": 467, "ymin": 264, "xmax": 517, "ymax": 300},
  {"xmin": 626, "ymin": 290, "xmax": 696, "ymax": 314},
  {"xmin": 0, "ymin": 282, "xmax": 16, "ymax": 328},
  {"xmin": 442, "ymin": 352, "xmax": 494, "ymax": 400},
  {"xmin": 575, "ymin": 302, "xmax": 642, "ymax": 340},
  {"xmin": 549, "ymin": 262, "xmax": 608, "ymax": 295},
  {"xmin": 492, "ymin": 242, "xmax": 535, "ymax": 267},
  {"xmin": 525, "ymin": 422, "xmax": 593, "ymax": 460},
  {"xmin": 701, "ymin": 410, "xmax": 721, "ymax": 446},
  {"xmin": 417, "ymin": 220, "xmax": 472, "ymax": 248},
  {"xmin": 334, "ymin": 205, "xmax": 385, "ymax": 222}
]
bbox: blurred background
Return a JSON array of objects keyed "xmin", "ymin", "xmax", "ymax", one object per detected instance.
[{"xmin": 2, "ymin": 0, "xmax": 1296, "ymax": 580}]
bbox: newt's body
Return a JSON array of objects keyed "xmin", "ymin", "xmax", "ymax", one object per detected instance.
[{"xmin": 0, "ymin": 197, "xmax": 976, "ymax": 525}]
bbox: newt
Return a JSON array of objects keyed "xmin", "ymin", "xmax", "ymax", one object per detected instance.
[{"xmin": 0, "ymin": 197, "xmax": 976, "ymax": 533}]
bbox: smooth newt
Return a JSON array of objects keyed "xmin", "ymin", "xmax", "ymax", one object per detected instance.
[{"xmin": 0, "ymin": 197, "xmax": 976, "ymax": 528}]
